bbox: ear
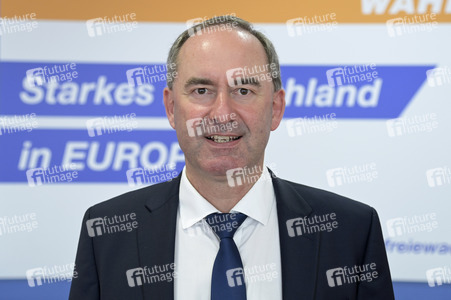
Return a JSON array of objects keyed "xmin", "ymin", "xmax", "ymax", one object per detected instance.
[
  {"xmin": 163, "ymin": 87, "xmax": 176, "ymax": 129},
  {"xmin": 271, "ymin": 89, "xmax": 286, "ymax": 131}
]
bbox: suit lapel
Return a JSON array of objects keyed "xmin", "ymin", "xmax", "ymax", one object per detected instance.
[
  {"xmin": 272, "ymin": 175, "xmax": 321, "ymax": 300},
  {"xmin": 137, "ymin": 175, "xmax": 181, "ymax": 299}
]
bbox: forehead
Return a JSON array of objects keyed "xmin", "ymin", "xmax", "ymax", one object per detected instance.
[{"xmin": 177, "ymin": 28, "xmax": 268, "ymax": 77}]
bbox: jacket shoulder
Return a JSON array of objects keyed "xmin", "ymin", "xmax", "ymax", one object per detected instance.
[
  {"xmin": 278, "ymin": 178, "xmax": 375, "ymax": 218},
  {"xmin": 87, "ymin": 178, "xmax": 179, "ymax": 215}
]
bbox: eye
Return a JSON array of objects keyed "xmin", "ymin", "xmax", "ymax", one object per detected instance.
[
  {"xmin": 238, "ymin": 88, "xmax": 250, "ymax": 96},
  {"xmin": 195, "ymin": 88, "xmax": 208, "ymax": 95}
]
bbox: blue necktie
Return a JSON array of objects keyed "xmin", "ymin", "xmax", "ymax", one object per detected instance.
[{"xmin": 205, "ymin": 212, "xmax": 248, "ymax": 300}]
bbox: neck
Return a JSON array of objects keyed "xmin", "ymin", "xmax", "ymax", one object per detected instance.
[{"xmin": 185, "ymin": 162, "xmax": 265, "ymax": 213}]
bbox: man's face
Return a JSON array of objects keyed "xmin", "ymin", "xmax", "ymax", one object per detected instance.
[{"xmin": 164, "ymin": 28, "xmax": 285, "ymax": 178}]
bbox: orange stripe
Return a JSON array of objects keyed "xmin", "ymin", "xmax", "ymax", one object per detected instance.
[{"xmin": 2, "ymin": 0, "xmax": 451, "ymax": 22}]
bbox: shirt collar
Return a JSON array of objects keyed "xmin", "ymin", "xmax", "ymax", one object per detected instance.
[{"xmin": 179, "ymin": 166, "xmax": 275, "ymax": 229}]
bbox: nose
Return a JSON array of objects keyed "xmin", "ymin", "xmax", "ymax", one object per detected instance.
[{"xmin": 208, "ymin": 88, "xmax": 234, "ymax": 122}]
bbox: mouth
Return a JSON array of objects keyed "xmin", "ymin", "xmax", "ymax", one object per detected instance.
[{"xmin": 205, "ymin": 135, "xmax": 242, "ymax": 143}]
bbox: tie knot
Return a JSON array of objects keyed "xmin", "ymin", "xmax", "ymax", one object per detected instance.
[{"xmin": 205, "ymin": 212, "xmax": 247, "ymax": 239}]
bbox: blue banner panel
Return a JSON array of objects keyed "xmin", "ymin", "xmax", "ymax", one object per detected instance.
[
  {"xmin": 0, "ymin": 62, "xmax": 432, "ymax": 119},
  {"xmin": 0, "ymin": 129, "xmax": 185, "ymax": 183},
  {"xmin": 281, "ymin": 65, "xmax": 433, "ymax": 119},
  {"xmin": 0, "ymin": 62, "xmax": 167, "ymax": 117}
]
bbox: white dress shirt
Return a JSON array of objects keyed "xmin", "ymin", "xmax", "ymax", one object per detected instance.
[{"xmin": 174, "ymin": 167, "xmax": 282, "ymax": 300}]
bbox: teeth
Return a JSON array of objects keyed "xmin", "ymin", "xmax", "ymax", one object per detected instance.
[{"xmin": 207, "ymin": 135, "xmax": 240, "ymax": 143}]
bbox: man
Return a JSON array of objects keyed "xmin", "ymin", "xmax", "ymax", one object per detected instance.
[{"xmin": 70, "ymin": 16, "xmax": 395, "ymax": 299}]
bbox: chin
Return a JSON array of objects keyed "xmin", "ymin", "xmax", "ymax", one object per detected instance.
[{"xmin": 200, "ymin": 158, "xmax": 244, "ymax": 176}]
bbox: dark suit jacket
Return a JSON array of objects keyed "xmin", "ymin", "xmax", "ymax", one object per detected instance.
[{"xmin": 69, "ymin": 172, "xmax": 395, "ymax": 300}]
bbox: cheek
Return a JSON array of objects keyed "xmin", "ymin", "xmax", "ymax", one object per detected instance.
[{"xmin": 173, "ymin": 102, "xmax": 190, "ymax": 127}]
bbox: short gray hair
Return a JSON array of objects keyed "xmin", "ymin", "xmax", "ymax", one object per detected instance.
[{"xmin": 166, "ymin": 15, "xmax": 282, "ymax": 91}]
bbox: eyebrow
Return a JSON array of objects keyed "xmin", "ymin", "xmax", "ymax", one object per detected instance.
[
  {"xmin": 184, "ymin": 76, "xmax": 263, "ymax": 89},
  {"xmin": 184, "ymin": 77, "xmax": 215, "ymax": 89}
]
